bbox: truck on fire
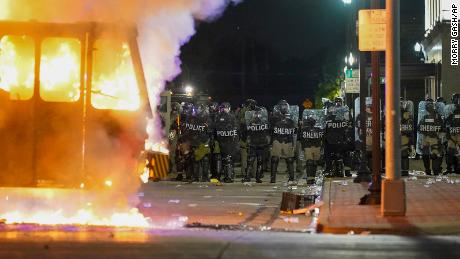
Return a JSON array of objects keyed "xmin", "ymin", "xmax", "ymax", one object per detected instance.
[{"xmin": 0, "ymin": 21, "xmax": 153, "ymax": 188}]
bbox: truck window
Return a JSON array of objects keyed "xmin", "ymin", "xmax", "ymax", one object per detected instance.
[
  {"xmin": 40, "ymin": 38, "xmax": 81, "ymax": 102},
  {"xmin": 91, "ymin": 39, "xmax": 140, "ymax": 111},
  {"xmin": 0, "ymin": 35, "xmax": 35, "ymax": 100}
]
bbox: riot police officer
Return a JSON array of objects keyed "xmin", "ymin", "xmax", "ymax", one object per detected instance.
[
  {"xmin": 169, "ymin": 102, "xmax": 181, "ymax": 175},
  {"xmin": 300, "ymin": 110, "xmax": 324, "ymax": 184},
  {"xmin": 177, "ymin": 102, "xmax": 196, "ymax": 181},
  {"xmin": 270, "ymin": 100, "xmax": 298, "ymax": 183},
  {"xmin": 238, "ymin": 99, "xmax": 258, "ymax": 177},
  {"xmin": 215, "ymin": 103, "xmax": 240, "ymax": 183},
  {"xmin": 445, "ymin": 93, "xmax": 460, "ymax": 174},
  {"xmin": 324, "ymin": 97, "xmax": 352, "ymax": 177},
  {"xmin": 417, "ymin": 98, "xmax": 445, "ymax": 175},
  {"xmin": 400, "ymin": 100, "xmax": 415, "ymax": 176},
  {"xmin": 242, "ymin": 107, "xmax": 270, "ymax": 183},
  {"xmin": 182, "ymin": 103, "xmax": 214, "ymax": 182},
  {"xmin": 208, "ymin": 102, "xmax": 221, "ymax": 179}
]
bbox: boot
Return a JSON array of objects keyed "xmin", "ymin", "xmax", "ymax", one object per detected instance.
[
  {"xmin": 446, "ymin": 154, "xmax": 455, "ymax": 174},
  {"xmin": 287, "ymin": 158, "xmax": 295, "ymax": 182},
  {"xmin": 193, "ymin": 161, "xmax": 200, "ymax": 182},
  {"xmin": 242, "ymin": 156, "xmax": 255, "ymax": 182},
  {"xmin": 422, "ymin": 155, "xmax": 431, "ymax": 175},
  {"xmin": 432, "ymin": 156, "xmax": 443, "ymax": 176},
  {"xmin": 270, "ymin": 157, "xmax": 279, "ymax": 183},
  {"xmin": 401, "ymin": 157, "xmax": 409, "ymax": 177},
  {"xmin": 305, "ymin": 162, "xmax": 316, "ymax": 185},
  {"xmin": 255, "ymin": 158, "xmax": 263, "ymax": 184}
]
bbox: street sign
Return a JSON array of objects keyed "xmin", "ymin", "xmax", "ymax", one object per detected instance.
[
  {"xmin": 345, "ymin": 77, "xmax": 360, "ymax": 94},
  {"xmin": 359, "ymin": 9, "xmax": 387, "ymax": 51},
  {"xmin": 345, "ymin": 68, "xmax": 359, "ymax": 94}
]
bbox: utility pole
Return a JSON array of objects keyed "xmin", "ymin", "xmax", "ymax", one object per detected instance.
[
  {"xmin": 382, "ymin": 0, "xmax": 405, "ymax": 216},
  {"xmin": 360, "ymin": 0, "xmax": 382, "ymax": 205},
  {"xmin": 355, "ymin": 0, "xmax": 371, "ymax": 183}
]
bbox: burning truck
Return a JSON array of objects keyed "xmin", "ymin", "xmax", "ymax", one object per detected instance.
[{"xmin": 0, "ymin": 21, "xmax": 162, "ymax": 188}]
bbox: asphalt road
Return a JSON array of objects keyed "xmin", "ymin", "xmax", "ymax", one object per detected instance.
[{"xmin": 1, "ymin": 228, "xmax": 459, "ymax": 259}]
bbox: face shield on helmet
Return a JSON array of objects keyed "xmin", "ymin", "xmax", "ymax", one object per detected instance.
[
  {"xmin": 219, "ymin": 102, "xmax": 231, "ymax": 114},
  {"xmin": 209, "ymin": 102, "xmax": 219, "ymax": 113},
  {"xmin": 277, "ymin": 100, "xmax": 289, "ymax": 114},
  {"xmin": 182, "ymin": 102, "xmax": 194, "ymax": 115},
  {"xmin": 196, "ymin": 104, "xmax": 208, "ymax": 115},
  {"xmin": 334, "ymin": 97, "xmax": 343, "ymax": 107},
  {"xmin": 452, "ymin": 93, "xmax": 460, "ymax": 105},
  {"xmin": 305, "ymin": 116, "xmax": 316, "ymax": 127},
  {"xmin": 425, "ymin": 99, "xmax": 435, "ymax": 114},
  {"xmin": 245, "ymin": 99, "xmax": 257, "ymax": 110}
]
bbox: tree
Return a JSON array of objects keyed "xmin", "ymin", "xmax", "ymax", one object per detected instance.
[{"xmin": 314, "ymin": 75, "xmax": 343, "ymax": 109}]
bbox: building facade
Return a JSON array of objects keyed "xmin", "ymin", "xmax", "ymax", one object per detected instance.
[{"xmin": 423, "ymin": 0, "xmax": 460, "ymax": 100}]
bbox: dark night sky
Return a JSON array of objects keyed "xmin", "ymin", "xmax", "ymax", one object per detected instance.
[{"xmin": 172, "ymin": 0, "xmax": 424, "ymax": 108}]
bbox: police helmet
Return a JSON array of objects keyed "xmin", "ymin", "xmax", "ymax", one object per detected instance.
[
  {"xmin": 245, "ymin": 99, "xmax": 257, "ymax": 110},
  {"xmin": 209, "ymin": 102, "xmax": 219, "ymax": 113},
  {"xmin": 196, "ymin": 103, "xmax": 208, "ymax": 115},
  {"xmin": 452, "ymin": 93, "xmax": 460, "ymax": 105},
  {"xmin": 425, "ymin": 99, "xmax": 435, "ymax": 113},
  {"xmin": 305, "ymin": 116, "xmax": 316, "ymax": 127},
  {"xmin": 334, "ymin": 97, "xmax": 343, "ymax": 107},
  {"xmin": 277, "ymin": 100, "xmax": 290, "ymax": 114},
  {"xmin": 219, "ymin": 102, "xmax": 231, "ymax": 114}
]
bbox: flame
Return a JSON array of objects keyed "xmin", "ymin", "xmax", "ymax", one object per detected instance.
[
  {"xmin": 0, "ymin": 188, "xmax": 151, "ymax": 228},
  {"xmin": 0, "ymin": 35, "xmax": 34, "ymax": 100},
  {"xmin": 40, "ymin": 38, "xmax": 81, "ymax": 102},
  {"xmin": 92, "ymin": 41, "xmax": 141, "ymax": 111},
  {"xmin": 0, "ymin": 35, "xmax": 140, "ymax": 110}
]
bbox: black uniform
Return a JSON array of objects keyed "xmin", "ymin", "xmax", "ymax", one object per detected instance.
[
  {"xmin": 215, "ymin": 112, "xmax": 239, "ymax": 182},
  {"xmin": 299, "ymin": 117, "xmax": 324, "ymax": 183},
  {"xmin": 446, "ymin": 103, "xmax": 460, "ymax": 174},
  {"xmin": 181, "ymin": 109, "xmax": 213, "ymax": 181},
  {"xmin": 243, "ymin": 109, "xmax": 270, "ymax": 183},
  {"xmin": 400, "ymin": 105, "xmax": 414, "ymax": 176},
  {"xmin": 417, "ymin": 102, "xmax": 445, "ymax": 175},
  {"xmin": 324, "ymin": 108, "xmax": 351, "ymax": 177},
  {"xmin": 270, "ymin": 112, "xmax": 297, "ymax": 183}
]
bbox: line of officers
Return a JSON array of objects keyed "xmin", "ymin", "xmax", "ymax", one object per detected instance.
[{"xmin": 168, "ymin": 93, "xmax": 460, "ymax": 184}]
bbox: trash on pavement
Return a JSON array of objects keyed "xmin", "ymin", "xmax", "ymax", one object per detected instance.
[
  {"xmin": 188, "ymin": 203, "xmax": 198, "ymax": 207},
  {"xmin": 243, "ymin": 182, "xmax": 253, "ymax": 187},
  {"xmin": 137, "ymin": 192, "xmax": 145, "ymax": 197},
  {"xmin": 283, "ymin": 217, "xmax": 299, "ymax": 223},
  {"xmin": 292, "ymin": 201, "xmax": 325, "ymax": 215},
  {"xmin": 142, "ymin": 202, "xmax": 152, "ymax": 208},
  {"xmin": 168, "ymin": 199, "xmax": 181, "ymax": 204}
]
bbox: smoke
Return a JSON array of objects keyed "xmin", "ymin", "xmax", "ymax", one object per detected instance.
[{"xmin": 0, "ymin": 0, "xmax": 241, "ymax": 226}]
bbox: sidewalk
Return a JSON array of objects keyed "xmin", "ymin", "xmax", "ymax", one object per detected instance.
[{"xmin": 317, "ymin": 174, "xmax": 460, "ymax": 235}]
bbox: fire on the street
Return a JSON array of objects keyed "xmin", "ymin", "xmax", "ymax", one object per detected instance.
[{"xmin": 0, "ymin": 188, "xmax": 151, "ymax": 228}]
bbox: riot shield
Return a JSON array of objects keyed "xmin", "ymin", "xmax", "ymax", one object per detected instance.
[
  {"xmin": 416, "ymin": 101, "xmax": 445, "ymax": 155},
  {"xmin": 445, "ymin": 104, "xmax": 456, "ymax": 118},
  {"xmin": 289, "ymin": 105, "xmax": 300, "ymax": 123},
  {"xmin": 245, "ymin": 107, "xmax": 268, "ymax": 126},
  {"xmin": 302, "ymin": 109, "xmax": 325, "ymax": 128},
  {"xmin": 354, "ymin": 97, "xmax": 372, "ymax": 143},
  {"xmin": 272, "ymin": 104, "xmax": 299, "ymax": 122}
]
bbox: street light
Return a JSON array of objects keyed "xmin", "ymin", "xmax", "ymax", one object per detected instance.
[
  {"xmin": 348, "ymin": 52, "xmax": 355, "ymax": 66},
  {"xmin": 342, "ymin": 0, "xmax": 352, "ymax": 4},
  {"xmin": 414, "ymin": 42, "xmax": 422, "ymax": 52},
  {"xmin": 185, "ymin": 85, "xmax": 194, "ymax": 96}
]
